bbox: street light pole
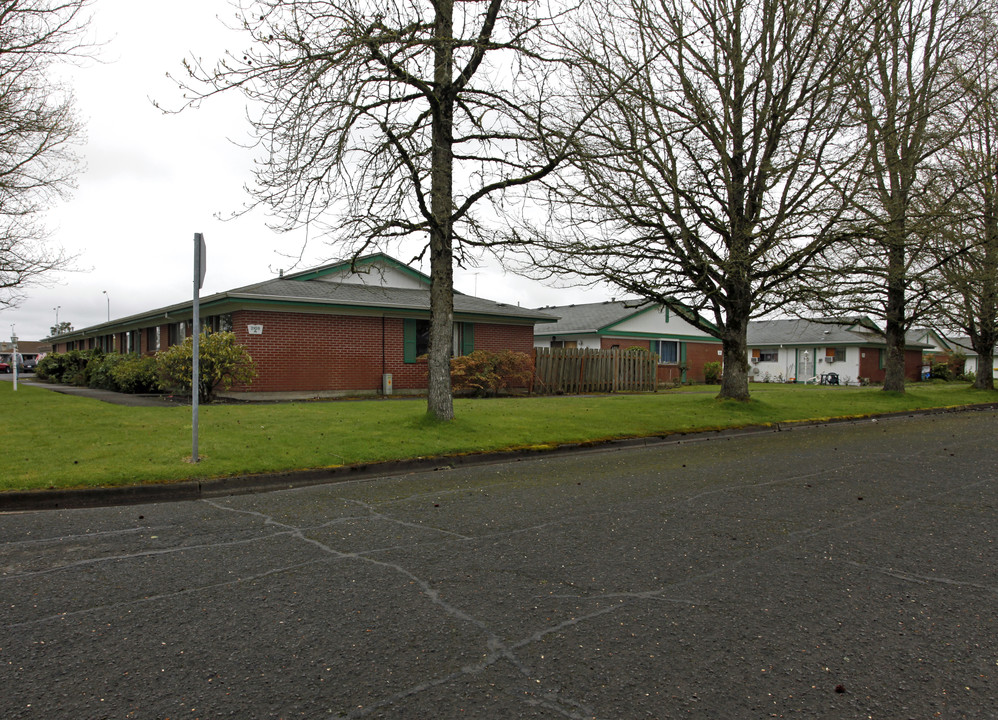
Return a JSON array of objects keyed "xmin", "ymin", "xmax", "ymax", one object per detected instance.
[{"xmin": 102, "ymin": 291, "xmax": 109, "ymax": 322}]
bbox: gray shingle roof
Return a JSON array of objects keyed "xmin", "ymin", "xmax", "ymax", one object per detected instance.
[
  {"xmin": 946, "ymin": 336, "xmax": 998, "ymax": 356},
  {"xmin": 532, "ymin": 300, "xmax": 651, "ymax": 335},
  {"xmin": 44, "ymin": 258, "xmax": 555, "ymax": 342},
  {"xmin": 229, "ymin": 277, "xmax": 554, "ymax": 321},
  {"xmin": 748, "ymin": 318, "xmax": 933, "ymax": 348}
]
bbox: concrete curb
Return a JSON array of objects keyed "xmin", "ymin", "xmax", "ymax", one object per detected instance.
[{"xmin": 3, "ymin": 403, "xmax": 996, "ymax": 512}]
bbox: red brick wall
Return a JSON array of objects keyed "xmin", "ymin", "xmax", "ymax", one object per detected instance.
[
  {"xmin": 858, "ymin": 348, "xmax": 924, "ymax": 383},
  {"xmin": 906, "ymin": 349, "xmax": 928, "ymax": 380},
  {"xmin": 682, "ymin": 342, "xmax": 721, "ymax": 383},
  {"xmin": 598, "ymin": 337, "xmax": 720, "ymax": 383},
  {"xmin": 601, "ymin": 338, "xmax": 650, "ymax": 351},
  {"xmin": 228, "ymin": 310, "xmax": 535, "ymax": 394},
  {"xmin": 475, "ymin": 324, "xmax": 535, "ymax": 355}
]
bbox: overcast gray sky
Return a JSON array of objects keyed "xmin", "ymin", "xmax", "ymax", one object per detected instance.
[{"xmin": 3, "ymin": 0, "xmax": 609, "ymax": 343}]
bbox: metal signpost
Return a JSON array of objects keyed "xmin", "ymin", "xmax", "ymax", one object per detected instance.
[
  {"xmin": 192, "ymin": 233, "xmax": 206, "ymax": 462},
  {"xmin": 10, "ymin": 331, "xmax": 17, "ymax": 392}
]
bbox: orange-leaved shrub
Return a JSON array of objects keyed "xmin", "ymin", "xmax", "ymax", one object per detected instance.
[{"xmin": 450, "ymin": 350, "xmax": 533, "ymax": 397}]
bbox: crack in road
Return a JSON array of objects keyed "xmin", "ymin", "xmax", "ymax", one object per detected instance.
[
  {"xmin": 0, "ymin": 530, "xmax": 298, "ymax": 579},
  {"xmin": 842, "ymin": 560, "xmax": 997, "ymax": 592},
  {"xmin": 5, "ymin": 558, "xmax": 329, "ymax": 629},
  {"xmin": 201, "ymin": 498, "xmax": 596, "ymax": 719}
]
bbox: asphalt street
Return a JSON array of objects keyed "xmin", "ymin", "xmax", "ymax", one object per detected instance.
[{"xmin": 1, "ymin": 409, "xmax": 996, "ymax": 719}]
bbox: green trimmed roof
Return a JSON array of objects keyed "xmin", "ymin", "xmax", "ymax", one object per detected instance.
[
  {"xmin": 282, "ymin": 253, "xmax": 434, "ymax": 286},
  {"xmin": 44, "ymin": 253, "xmax": 554, "ymax": 342}
]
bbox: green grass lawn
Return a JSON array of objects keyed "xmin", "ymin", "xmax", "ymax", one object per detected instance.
[{"xmin": 2, "ymin": 380, "xmax": 996, "ymax": 492}]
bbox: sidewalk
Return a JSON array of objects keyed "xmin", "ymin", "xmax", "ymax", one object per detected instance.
[{"xmin": 0, "ymin": 374, "xmax": 183, "ymax": 407}]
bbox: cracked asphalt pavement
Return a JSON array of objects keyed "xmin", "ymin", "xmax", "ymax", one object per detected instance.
[{"xmin": 1, "ymin": 409, "xmax": 996, "ymax": 719}]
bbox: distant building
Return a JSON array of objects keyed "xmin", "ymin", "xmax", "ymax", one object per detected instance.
[
  {"xmin": 533, "ymin": 300, "xmax": 722, "ymax": 384},
  {"xmin": 46, "ymin": 254, "xmax": 555, "ymax": 399},
  {"xmin": 0, "ymin": 340, "xmax": 50, "ymax": 371},
  {"xmin": 946, "ymin": 337, "xmax": 998, "ymax": 381},
  {"xmin": 747, "ymin": 317, "xmax": 936, "ymax": 384}
]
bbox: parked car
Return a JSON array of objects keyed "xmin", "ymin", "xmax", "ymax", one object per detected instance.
[{"xmin": 0, "ymin": 354, "xmax": 26, "ymax": 373}]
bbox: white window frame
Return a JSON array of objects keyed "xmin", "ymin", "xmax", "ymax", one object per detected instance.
[{"xmin": 655, "ymin": 339, "xmax": 679, "ymax": 364}]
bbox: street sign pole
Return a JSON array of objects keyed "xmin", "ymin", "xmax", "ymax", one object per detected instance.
[
  {"xmin": 10, "ymin": 333, "xmax": 17, "ymax": 392},
  {"xmin": 192, "ymin": 233, "xmax": 206, "ymax": 463}
]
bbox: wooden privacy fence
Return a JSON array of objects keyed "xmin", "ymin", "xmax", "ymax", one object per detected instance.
[{"xmin": 533, "ymin": 347, "xmax": 658, "ymax": 394}]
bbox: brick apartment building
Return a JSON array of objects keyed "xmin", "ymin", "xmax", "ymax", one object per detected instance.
[{"xmin": 48, "ymin": 254, "xmax": 555, "ymax": 399}]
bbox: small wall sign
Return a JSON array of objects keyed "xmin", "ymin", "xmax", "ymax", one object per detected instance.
[{"xmin": 248, "ymin": 324, "xmax": 264, "ymax": 335}]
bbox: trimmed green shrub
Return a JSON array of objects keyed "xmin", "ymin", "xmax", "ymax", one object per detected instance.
[
  {"xmin": 156, "ymin": 331, "xmax": 257, "ymax": 403},
  {"xmin": 929, "ymin": 350, "xmax": 967, "ymax": 381},
  {"xmin": 88, "ymin": 353, "xmax": 127, "ymax": 390},
  {"xmin": 451, "ymin": 349, "xmax": 533, "ymax": 397},
  {"xmin": 929, "ymin": 361, "xmax": 953, "ymax": 381},
  {"xmin": 34, "ymin": 353, "xmax": 64, "ymax": 381},
  {"xmin": 111, "ymin": 355, "xmax": 160, "ymax": 394},
  {"xmin": 703, "ymin": 361, "xmax": 722, "ymax": 384},
  {"xmin": 35, "ymin": 350, "xmax": 95, "ymax": 384}
]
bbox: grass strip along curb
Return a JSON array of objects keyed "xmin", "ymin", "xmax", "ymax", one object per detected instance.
[{"xmin": 4, "ymin": 400, "xmax": 996, "ymax": 512}]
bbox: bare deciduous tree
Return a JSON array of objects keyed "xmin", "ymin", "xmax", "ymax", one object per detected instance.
[
  {"xmin": 0, "ymin": 0, "xmax": 91, "ymax": 308},
  {"xmin": 511, "ymin": 0, "xmax": 864, "ymax": 400},
  {"xmin": 808, "ymin": 0, "xmax": 986, "ymax": 391},
  {"xmin": 928, "ymin": 16, "xmax": 998, "ymax": 390},
  {"xmin": 174, "ymin": 0, "xmax": 572, "ymax": 420}
]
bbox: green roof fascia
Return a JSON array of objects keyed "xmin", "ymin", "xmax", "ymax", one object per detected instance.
[
  {"xmin": 596, "ymin": 329, "xmax": 722, "ymax": 343},
  {"xmin": 286, "ymin": 253, "xmax": 433, "ymax": 286},
  {"xmin": 224, "ymin": 295, "xmax": 550, "ymax": 322},
  {"xmin": 235, "ymin": 300, "xmax": 541, "ymax": 325}
]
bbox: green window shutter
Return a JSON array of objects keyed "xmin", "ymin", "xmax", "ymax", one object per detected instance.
[
  {"xmin": 461, "ymin": 322, "xmax": 475, "ymax": 355},
  {"xmin": 403, "ymin": 319, "xmax": 418, "ymax": 363},
  {"xmin": 680, "ymin": 342, "xmax": 687, "ymax": 382}
]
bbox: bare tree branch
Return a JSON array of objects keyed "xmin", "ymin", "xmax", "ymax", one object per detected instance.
[
  {"xmin": 0, "ymin": 0, "xmax": 92, "ymax": 308},
  {"xmin": 168, "ymin": 0, "xmax": 577, "ymax": 420},
  {"xmin": 508, "ymin": 0, "xmax": 867, "ymax": 400}
]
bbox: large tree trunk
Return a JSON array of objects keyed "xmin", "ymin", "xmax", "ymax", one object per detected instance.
[
  {"xmin": 718, "ymin": 310, "xmax": 750, "ymax": 401},
  {"xmin": 427, "ymin": 235, "xmax": 455, "ymax": 421},
  {"xmin": 882, "ymin": 229, "xmax": 907, "ymax": 392},
  {"xmin": 975, "ymin": 192, "xmax": 998, "ymax": 391},
  {"xmin": 882, "ymin": 318, "xmax": 907, "ymax": 392},
  {"xmin": 426, "ymin": 0, "xmax": 456, "ymax": 421},
  {"xmin": 974, "ymin": 346, "xmax": 995, "ymax": 390}
]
